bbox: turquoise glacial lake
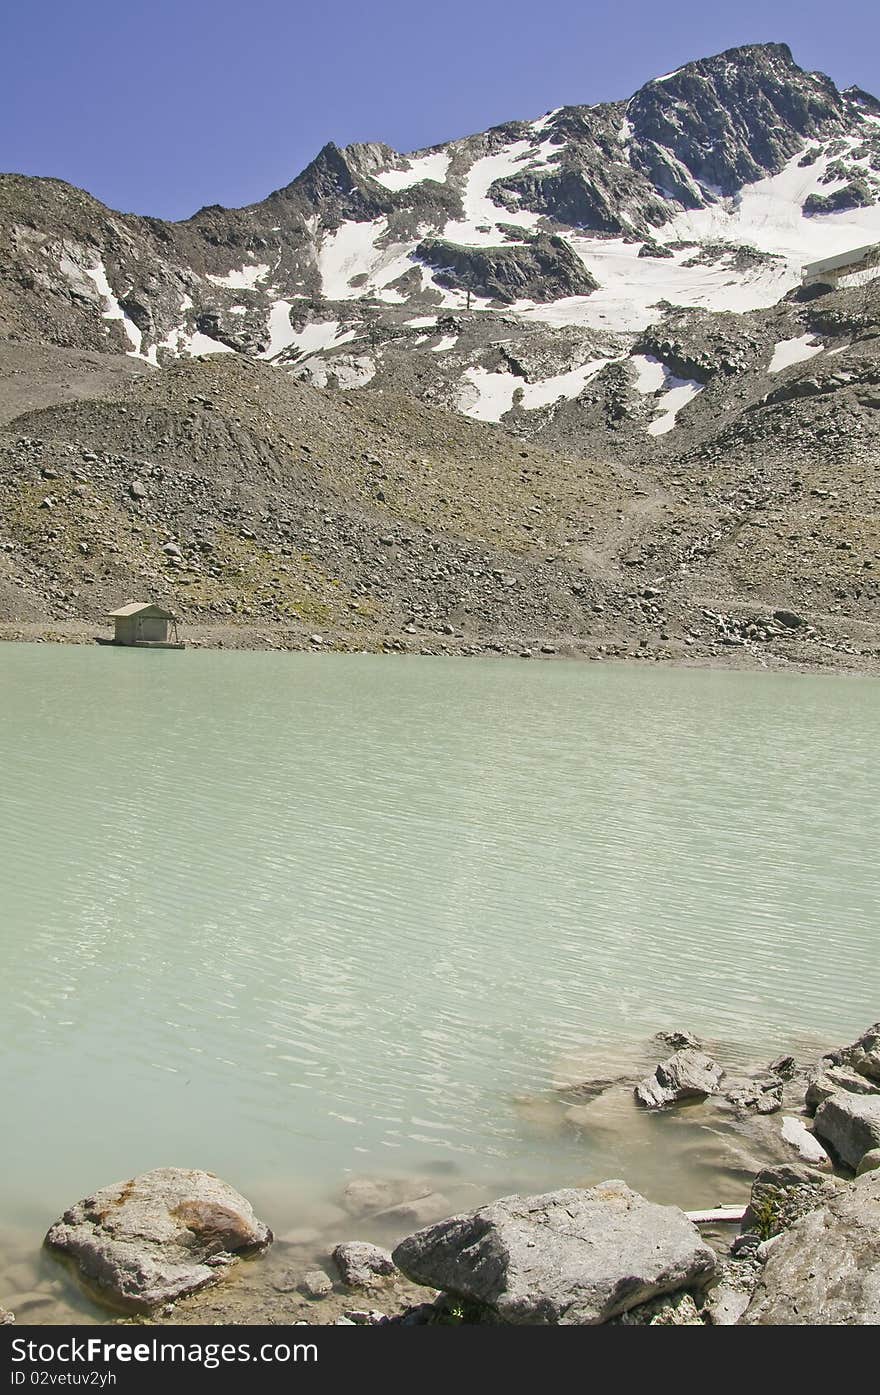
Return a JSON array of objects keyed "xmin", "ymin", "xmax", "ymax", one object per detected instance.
[{"xmin": 0, "ymin": 646, "xmax": 877, "ymax": 1314}]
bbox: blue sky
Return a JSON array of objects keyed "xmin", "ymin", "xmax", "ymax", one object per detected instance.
[{"xmin": 3, "ymin": 0, "xmax": 879, "ymax": 220}]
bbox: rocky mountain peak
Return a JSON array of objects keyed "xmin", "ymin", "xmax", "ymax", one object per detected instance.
[
  {"xmin": 1, "ymin": 39, "xmax": 879, "ymax": 461},
  {"xmin": 626, "ymin": 41, "xmax": 850, "ymax": 197}
]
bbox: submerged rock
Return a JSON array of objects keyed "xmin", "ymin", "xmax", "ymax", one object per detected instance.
[
  {"xmin": 741, "ymin": 1170, "xmax": 880, "ymax": 1324},
  {"xmin": 299, "ymin": 1270, "xmax": 333, "ymax": 1299},
  {"xmin": 44, "ymin": 1168, "xmax": 272, "ymax": 1312},
  {"xmin": 332, "ymin": 1242, "xmax": 396, "ymax": 1288},
  {"xmin": 341, "ymin": 1176, "xmax": 434, "ymax": 1220},
  {"xmin": 392, "ymin": 1183, "xmax": 717, "ymax": 1325},
  {"xmin": 373, "ymin": 1194, "xmax": 452, "ymax": 1230},
  {"xmin": 654, "ymin": 1030, "xmax": 702, "ymax": 1051},
  {"xmin": 813, "ymin": 1092, "xmax": 880, "ymax": 1169},
  {"xmin": 635, "ymin": 1049, "xmax": 724, "ymax": 1108}
]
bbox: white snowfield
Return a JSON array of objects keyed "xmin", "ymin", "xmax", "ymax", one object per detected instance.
[
  {"xmin": 440, "ymin": 138, "xmax": 560, "ymax": 248},
  {"xmin": 308, "ymin": 122, "xmax": 880, "ymax": 342},
  {"xmin": 318, "ymin": 218, "xmax": 417, "ymax": 300},
  {"xmin": 64, "ymin": 104, "xmax": 880, "ymax": 439},
  {"xmin": 259, "ymin": 304, "xmax": 356, "ymax": 361},
  {"xmin": 185, "ymin": 330, "xmax": 234, "ymax": 356}
]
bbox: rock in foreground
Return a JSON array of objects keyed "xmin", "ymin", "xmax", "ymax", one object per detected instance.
[
  {"xmin": 392, "ymin": 1183, "xmax": 717, "ymax": 1325},
  {"xmin": 45, "ymin": 1168, "xmax": 272, "ymax": 1312},
  {"xmin": 741, "ymin": 1170, "xmax": 880, "ymax": 1324},
  {"xmin": 635, "ymin": 1049, "xmax": 724, "ymax": 1109}
]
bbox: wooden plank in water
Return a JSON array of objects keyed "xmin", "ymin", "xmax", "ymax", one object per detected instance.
[{"xmin": 684, "ymin": 1205, "xmax": 746, "ymax": 1224}]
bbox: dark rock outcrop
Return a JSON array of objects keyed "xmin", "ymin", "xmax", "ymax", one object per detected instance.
[{"xmin": 413, "ymin": 234, "xmax": 597, "ymax": 304}]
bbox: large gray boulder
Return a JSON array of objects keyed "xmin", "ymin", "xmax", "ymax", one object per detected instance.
[
  {"xmin": 741, "ymin": 1170, "xmax": 880, "ymax": 1324},
  {"xmin": 804, "ymin": 1064, "xmax": 879, "ymax": 1114},
  {"xmin": 635, "ymin": 1049, "xmax": 724, "ymax": 1108},
  {"xmin": 392, "ymin": 1183, "xmax": 717, "ymax": 1325},
  {"xmin": 45, "ymin": 1168, "xmax": 272, "ymax": 1312},
  {"xmin": 813, "ymin": 1092, "xmax": 880, "ymax": 1169}
]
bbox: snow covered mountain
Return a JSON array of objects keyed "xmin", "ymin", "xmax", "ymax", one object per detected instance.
[{"xmin": 3, "ymin": 40, "xmax": 880, "ymax": 447}]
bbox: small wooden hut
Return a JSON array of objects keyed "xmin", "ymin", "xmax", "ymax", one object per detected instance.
[{"xmin": 105, "ymin": 603, "xmax": 183, "ymax": 648}]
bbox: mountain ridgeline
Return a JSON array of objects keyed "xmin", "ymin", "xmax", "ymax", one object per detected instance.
[{"xmin": 1, "ymin": 41, "xmax": 880, "ymax": 671}]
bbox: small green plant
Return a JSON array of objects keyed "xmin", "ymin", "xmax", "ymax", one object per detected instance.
[{"xmin": 750, "ymin": 1193, "xmax": 782, "ymax": 1240}]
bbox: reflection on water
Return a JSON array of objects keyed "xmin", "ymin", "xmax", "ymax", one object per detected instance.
[{"xmin": 1, "ymin": 647, "xmax": 877, "ymax": 1319}]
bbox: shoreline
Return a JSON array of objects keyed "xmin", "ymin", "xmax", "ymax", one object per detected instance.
[
  {"xmin": 2, "ymin": 619, "xmax": 879, "ymax": 679},
  {"xmin": 4, "ymin": 1020, "xmax": 880, "ymax": 1327}
]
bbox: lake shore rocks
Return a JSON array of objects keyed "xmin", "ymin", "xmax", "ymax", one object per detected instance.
[
  {"xmin": 44, "ymin": 1168, "xmax": 272, "ymax": 1312},
  {"xmin": 392, "ymin": 1183, "xmax": 718, "ymax": 1325},
  {"xmin": 634, "ymin": 1048, "xmax": 725, "ymax": 1108},
  {"xmin": 804, "ymin": 1064, "xmax": 879, "ymax": 1113},
  {"xmin": 813, "ymin": 1092, "xmax": 880, "ymax": 1169},
  {"xmin": 21, "ymin": 1018, "xmax": 880, "ymax": 1327},
  {"xmin": 741, "ymin": 1170, "xmax": 880, "ymax": 1324},
  {"xmin": 848, "ymin": 1022, "xmax": 880, "ymax": 1083}
]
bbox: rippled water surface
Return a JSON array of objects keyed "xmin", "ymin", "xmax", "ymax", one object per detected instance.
[{"xmin": 1, "ymin": 646, "xmax": 878, "ymax": 1313}]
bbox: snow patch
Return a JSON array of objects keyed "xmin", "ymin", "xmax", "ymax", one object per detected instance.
[
  {"xmin": 85, "ymin": 262, "xmax": 151, "ymax": 361},
  {"xmin": 459, "ymin": 357, "xmax": 612, "ymax": 421},
  {"xmin": 431, "ymin": 335, "xmax": 458, "ymax": 353},
  {"xmin": 295, "ymin": 354, "xmax": 376, "ymax": 389},
  {"xmin": 441, "ymin": 140, "xmax": 555, "ymax": 246},
  {"xmin": 768, "ymin": 334, "xmax": 823, "ymax": 373},
  {"xmin": 630, "ymin": 353, "xmax": 667, "ymax": 393},
  {"xmin": 372, "ymin": 150, "xmax": 451, "ymax": 191},
  {"xmin": 646, "ymin": 373, "xmax": 703, "ymax": 435},
  {"xmin": 186, "ymin": 331, "xmax": 234, "ymax": 356},
  {"xmin": 318, "ymin": 218, "xmax": 416, "ymax": 300},
  {"xmin": 206, "ymin": 263, "xmax": 269, "ymax": 291},
  {"xmin": 259, "ymin": 305, "xmax": 356, "ymax": 361},
  {"xmin": 659, "ymin": 151, "xmax": 880, "ymax": 269}
]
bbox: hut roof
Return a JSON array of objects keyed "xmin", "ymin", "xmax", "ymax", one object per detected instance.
[
  {"xmin": 802, "ymin": 241, "xmax": 880, "ymax": 278},
  {"xmin": 107, "ymin": 602, "xmax": 176, "ymax": 619}
]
